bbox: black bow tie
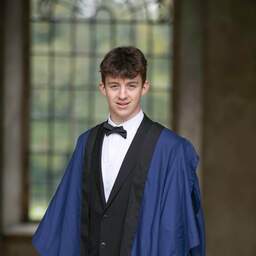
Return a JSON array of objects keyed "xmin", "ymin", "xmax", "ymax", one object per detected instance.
[{"xmin": 103, "ymin": 122, "xmax": 127, "ymax": 139}]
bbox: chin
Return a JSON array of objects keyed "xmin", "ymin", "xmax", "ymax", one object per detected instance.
[{"xmin": 113, "ymin": 112, "xmax": 131, "ymax": 122}]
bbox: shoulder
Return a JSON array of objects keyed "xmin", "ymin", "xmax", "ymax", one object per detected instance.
[
  {"xmin": 156, "ymin": 127, "xmax": 198, "ymax": 161},
  {"xmin": 75, "ymin": 122, "xmax": 105, "ymax": 146},
  {"xmin": 157, "ymin": 127, "xmax": 191, "ymax": 148},
  {"xmin": 145, "ymin": 116, "xmax": 197, "ymax": 154},
  {"xmin": 155, "ymin": 128, "xmax": 200, "ymax": 186}
]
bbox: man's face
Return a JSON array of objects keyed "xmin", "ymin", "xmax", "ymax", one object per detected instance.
[{"xmin": 99, "ymin": 74, "xmax": 149, "ymax": 124}]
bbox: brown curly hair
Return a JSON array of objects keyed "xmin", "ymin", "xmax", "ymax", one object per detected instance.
[{"xmin": 100, "ymin": 46, "xmax": 147, "ymax": 84}]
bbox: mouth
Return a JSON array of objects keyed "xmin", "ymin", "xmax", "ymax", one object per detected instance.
[{"xmin": 116, "ymin": 102, "xmax": 130, "ymax": 109}]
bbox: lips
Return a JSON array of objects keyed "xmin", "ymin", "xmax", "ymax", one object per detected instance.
[{"xmin": 116, "ymin": 102, "xmax": 129, "ymax": 108}]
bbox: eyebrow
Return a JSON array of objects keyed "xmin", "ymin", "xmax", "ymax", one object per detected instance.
[
  {"xmin": 107, "ymin": 80, "xmax": 139, "ymax": 85},
  {"xmin": 107, "ymin": 82, "xmax": 120, "ymax": 85},
  {"xmin": 127, "ymin": 81, "xmax": 139, "ymax": 84}
]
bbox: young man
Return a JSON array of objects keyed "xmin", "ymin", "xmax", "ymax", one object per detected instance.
[{"xmin": 32, "ymin": 47, "xmax": 205, "ymax": 256}]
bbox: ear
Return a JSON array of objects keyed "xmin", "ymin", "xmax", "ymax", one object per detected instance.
[
  {"xmin": 99, "ymin": 82, "xmax": 106, "ymax": 96},
  {"xmin": 142, "ymin": 80, "xmax": 150, "ymax": 96}
]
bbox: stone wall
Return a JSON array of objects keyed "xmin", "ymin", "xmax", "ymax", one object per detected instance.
[
  {"xmin": 174, "ymin": 0, "xmax": 256, "ymax": 255},
  {"xmin": 203, "ymin": 0, "xmax": 256, "ymax": 255}
]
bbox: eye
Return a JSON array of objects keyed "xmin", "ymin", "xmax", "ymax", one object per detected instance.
[
  {"xmin": 128, "ymin": 84, "xmax": 137, "ymax": 88},
  {"xmin": 110, "ymin": 84, "xmax": 119, "ymax": 89}
]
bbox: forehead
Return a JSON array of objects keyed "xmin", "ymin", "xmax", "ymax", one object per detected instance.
[{"xmin": 105, "ymin": 74, "xmax": 142, "ymax": 84}]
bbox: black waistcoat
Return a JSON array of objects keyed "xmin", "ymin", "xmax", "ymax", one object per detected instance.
[{"xmin": 81, "ymin": 115, "xmax": 163, "ymax": 256}]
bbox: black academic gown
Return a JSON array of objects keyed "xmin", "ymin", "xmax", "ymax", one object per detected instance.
[{"xmin": 32, "ymin": 115, "xmax": 206, "ymax": 256}]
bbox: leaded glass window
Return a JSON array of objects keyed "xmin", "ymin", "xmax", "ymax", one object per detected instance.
[{"xmin": 29, "ymin": 0, "xmax": 173, "ymax": 220}]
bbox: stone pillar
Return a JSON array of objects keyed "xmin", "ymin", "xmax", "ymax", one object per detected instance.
[
  {"xmin": 0, "ymin": 0, "xmax": 6, "ymax": 251},
  {"xmin": 1, "ymin": 0, "xmax": 35, "ymax": 255},
  {"xmin": 173, "ymin": 0, "xmax": 204, "ymax": 178},
  {"xmin": 2, "ymin": 0, "xmax": 29, "ymax": 230}
]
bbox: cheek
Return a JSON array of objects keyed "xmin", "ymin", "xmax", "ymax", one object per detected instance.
[
  {"xmin": 106, "ymin": 92, "xmax": 116, "ymax": 102},
  {"xmin": 132, "ymin": 91, "xmax": 142, "ymax": 101}
]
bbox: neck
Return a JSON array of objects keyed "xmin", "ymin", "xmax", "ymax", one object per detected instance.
[{"xmin": 110, "ymin": 108, "xmax": 141, "ymax": 125}]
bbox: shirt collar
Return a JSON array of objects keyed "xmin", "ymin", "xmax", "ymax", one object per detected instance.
[{"xmin": 108, "ymin": 110, "xmax": 144, "ymax": 133}]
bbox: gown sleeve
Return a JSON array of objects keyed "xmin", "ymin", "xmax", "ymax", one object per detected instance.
[
  {"xmin": 179, "ymin": 139, "xmax": 206, "ymax": 256},
  {"xmin": 32, "ymin": 133, "xmax": 88, "ymax": 256},
  {"xmin": 131, "ymin": 130, "xmax": 206, "ymax": 256}
]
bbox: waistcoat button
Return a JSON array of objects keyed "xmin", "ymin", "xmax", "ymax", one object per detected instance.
[{"xmin": 100, "ymin": 241, "xmax": 106, "ymax": 247}]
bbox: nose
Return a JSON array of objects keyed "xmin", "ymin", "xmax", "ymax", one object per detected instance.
[{"xmin": 118, "ymin": 86, "xmax": 127, "ymax": 99}]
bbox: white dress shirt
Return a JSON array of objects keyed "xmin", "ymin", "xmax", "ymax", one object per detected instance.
[{"xmin": 101, "ymin": 110, "xmax": 144, "ymax": 201}]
